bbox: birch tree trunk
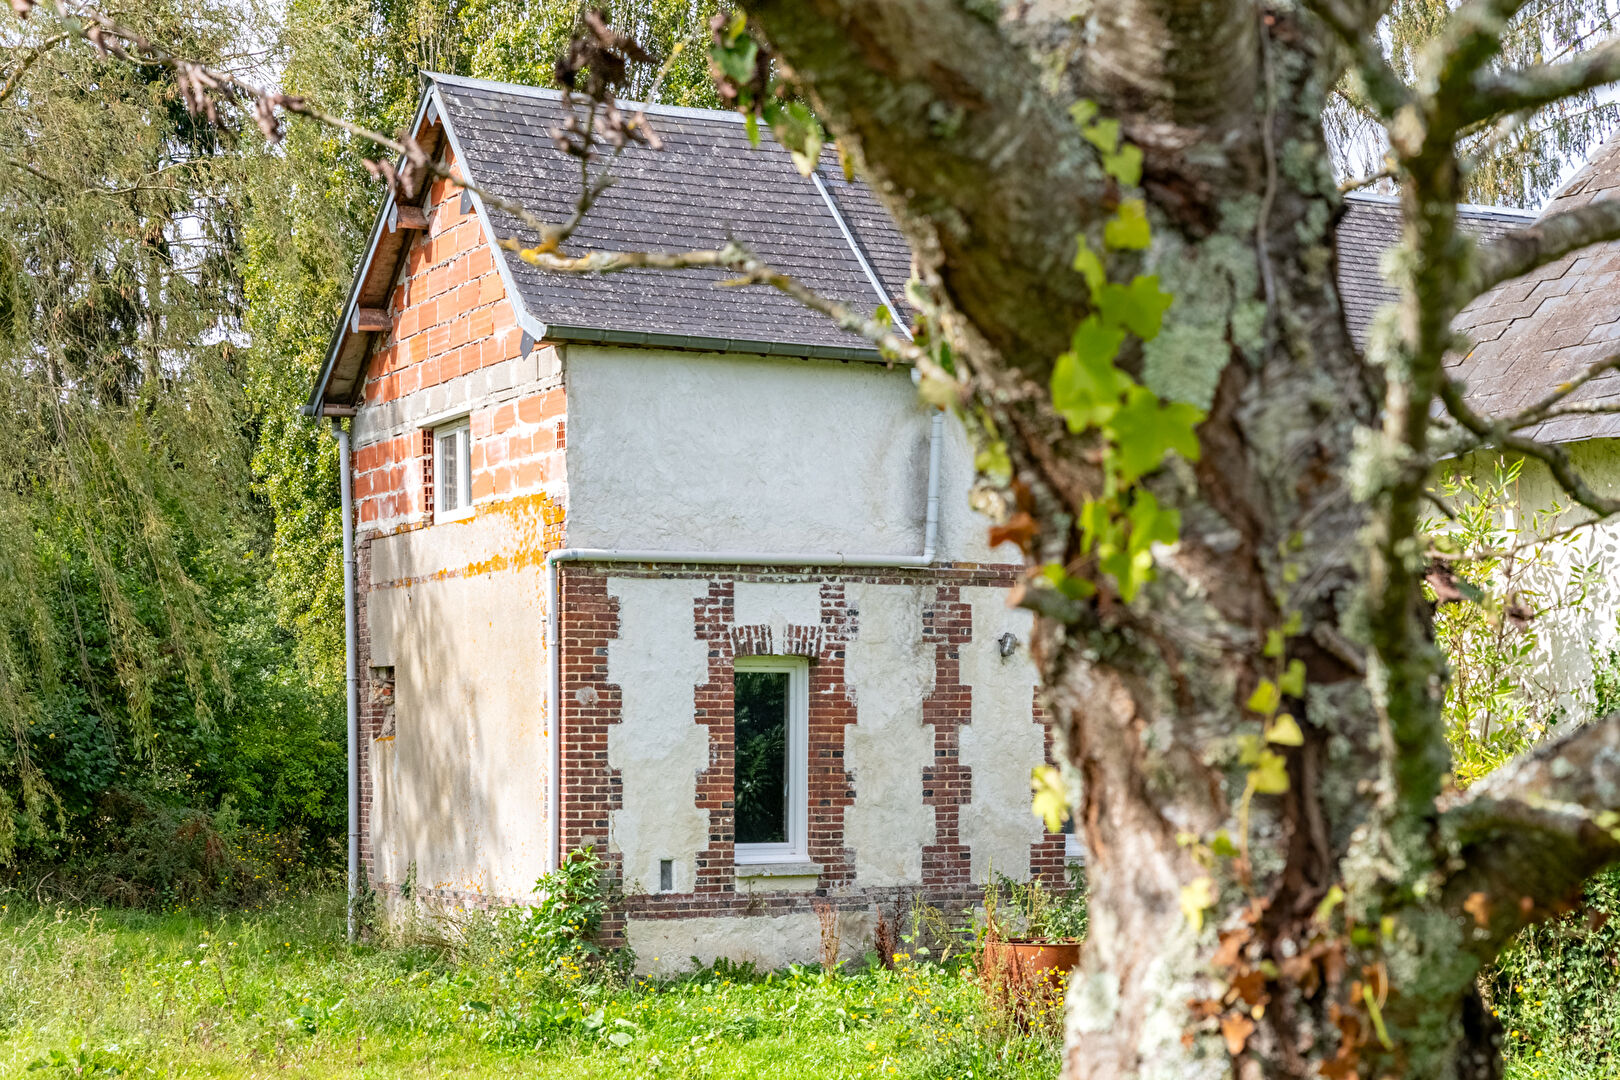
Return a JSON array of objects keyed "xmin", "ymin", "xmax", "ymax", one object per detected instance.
[{"xmin": 738, "ymin": 2, "xmax": 1620, "ymax": 1076}]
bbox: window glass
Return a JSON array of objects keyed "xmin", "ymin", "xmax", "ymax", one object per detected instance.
[
  {"xmin": 734, "ymin": 669, "xmax": 789, "ymax": 845},
  {"xmin": 437, "ymin": 430, "xmax": 460, "ymax": 513}
]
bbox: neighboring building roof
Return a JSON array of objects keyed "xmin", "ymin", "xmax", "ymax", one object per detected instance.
[
  {"xmin": 1450, "ymin": 141, "xmax": 1620, "ymax": 442},
  {"xmin": 1337, "ymin": 193, "xmax": 1536, "ymax": 346}
]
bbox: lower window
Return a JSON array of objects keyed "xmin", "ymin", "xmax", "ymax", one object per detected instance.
[{"xmin": 733, "ymin": 655, "xmax": 808, "ymax": 863}]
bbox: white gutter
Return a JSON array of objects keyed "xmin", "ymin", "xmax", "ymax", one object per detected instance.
[
  {"xmin": 334, "ymin": 419, "xmax": 361, "ymax": 942},
  {"xmin": 543, "ymin": 409, "xmax": 945, "ymax": 872}
]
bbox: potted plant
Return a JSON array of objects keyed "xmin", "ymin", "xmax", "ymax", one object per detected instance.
[{"xmin": 979, "ymin": 867, "xmax": 1088, "ymax": 1025}]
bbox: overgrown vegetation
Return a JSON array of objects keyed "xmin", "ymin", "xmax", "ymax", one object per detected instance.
[{"xmin": 0, "ymin": 890, "xmax": 1061, "ymax": 1079}]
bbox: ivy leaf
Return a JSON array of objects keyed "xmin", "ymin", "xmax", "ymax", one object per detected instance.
[
  {"xmin": 1073, "ymin": 235, "xmax": 1105, "ymax": 293},
  {"xmin": 1103, "ymin": 387, "xmax": 1204, "ymax": 485},
  {"xmin": 712, "ymin": 35, "xmax": 758, "ymax": 84},
  {"xmin": 1247, "ymin": 679, "xmax": 1280, "ymax": 716},
  {"xmin": 766, "ymin": 100, "xmax": 825, "ymax": 176},
  {"xmin": 1068, "ymin": 99, "xmax": 1100, "ymax": 128},
  {"xmin": 1250, "ymin": 750, "xmax": 1290, "ymax": 794},
  {"xmin": 1267, "ymin": 713, "xmax": 1305, "ymax": 746},
  {"xmin": 1263, "ymin": 628, "xmax": 1285, "ymax": 658},
  {"xmin": 1114, "ymin": 489, "xmax": 1181, "ymax": 601},
  {"xmin": 1030, "ymin": 765, "xmax": 1069, "ymax": 833},
  {"xmin": 1051, "ymin": 316, "xmax": 1130, "ymax": 431},
  {"xmin": 1096, "ymin": 275, "xmax": 1174, "ymax": 340},
  {"xmin": 1104, "ymin": 142, "xmax": 1144, "ymax": 187},
  {"xmin": 1278, "ymin": 658, "xmax": 1307, "ymax": 698},
  {"xmin": 1211, "ymin": 831, "xmax": 1240, "ymax": 858},
  {"xmin": 1042, "ymin": 562, "xmax": 1096, "ymax": 600},
  {"xmin": 1082, "ymin": 116, "xmax": 1121, "ymax": 156},
  {"xmin": 1181, "ymin": 875, "xmax": 1217, "ymax": 932},
  {"xmin": 1104, "ymin": 199, "xmax": 1151, "ymax": 251}
]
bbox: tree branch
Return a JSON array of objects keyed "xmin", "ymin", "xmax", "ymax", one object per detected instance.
[
  {"xmin": 0, "ymin": 29, "xmax": 68, "ymax": 106},
  {"xmin": 1438, "ymin": 377, "xmax": 1620, "ymax": 516},
  {"xmin": 738, "ymin": 0, "xmax": 1104, "ymax": 372},
  {"xmin": 1458, "ymin": 37, "xmax": 1620, "ymax": 132},
  {"xmin": 1500, "ymin": 352, "xmax": 1620, "ymax": 430},
  {"xmin": 1439, "ymin": 714, "xmax": 1620, "ymax": 955},
  {"xmin": 1307, "ymin": 0, "xmax": 1412, "ymax": 116},
  {"xmin": 1465, "ymin": 198, "xmax": 1620, "ymax": 305}
]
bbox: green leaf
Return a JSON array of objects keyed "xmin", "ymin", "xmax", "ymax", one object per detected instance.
[
  {"xmin": 1073, "ymin": 235, "xmax": 1105, "ymax": 293},
  {"xmin": 1267, "ymin": 713, "xmax": 1304, "ymax": 746},
  {"xmin": 1247, "ymin": 679, "xmax": 1280, "ymax": 716},
  {"xmin": 724, "ymin": 10, "xmax": 749, "ymax": 45},
  {"xmin": 713, "ymin": 36, "xmax": 758, "ymax": 84},
  {"xmin": 1263, "ymin": 628, "xmax": 1285, "ymax": 658},
  {"xmin": 1068, "ymin": 99, "xmax": 1100, "ymax": 128},
  {"xmin": 1278, "ymin": 658, "xmax": 1307, "ymax": 698},
  {"xmin": 1103, "ymin": 388, "xmax": 1204, "ymax": 485},
  {"xmin": 1211, "ymin": 831, "xmax": 1240, "ymax": 858},
  {"xmin": 1104, "ymin": 199, "xmax": 1151, "ymax": 251},
  {"xmin": 1051, "ymin": 316, "xmax": 1130, "ymax": 431},
  {"xmin": 1082, "ymin": 116, "xmax": 1121, "ymax": 156},
  {"xmin": 743, "ymin": 112, "xmax": 760, "ymax": 147},
  {"xmin": 1250, "ymin": 750, "xmax": 1290, "ymax": 794},
  {"xmin": 607, "ymin": 1031, "xmax": 635, "ymax": 1047},
  {"xmin": 1096, "ymin": 275, "xmax": 1174, "ymax": 340},
  {"xmin": 1103, "ymin": 143, "xmax": 1144, "ymax": 187},
  {"xmin": 1041, "ymin": 562, "xmax": 1096, "ymax": 600}
]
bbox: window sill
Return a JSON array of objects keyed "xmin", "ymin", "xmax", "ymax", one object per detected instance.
[
  {"xmin": 733, "ymin": 860, "xmax": 821, "ymax": 879},
  {"xmin": 434, "ymin": 506, "xmax": 475, "ymax": 525}
]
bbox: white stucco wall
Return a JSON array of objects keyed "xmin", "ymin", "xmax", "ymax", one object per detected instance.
[
  {"xmin": 365, "ymin": 507, "xmax": 552, "ymax": 901},
  {"xmin": 1456, "ymin": 440, "xmax": 1620, "ymax": 724},
  {"xmin": 957, "ymin": 587, "xmax": 1045, "ymax": 884},
  {"xmin": 562, "ymin": 345, "xmax": 1004, "ymax": 563},
  {"xmin": 605, "ymin": 576, "xmax": 711, "ymax": 895},
  {"xmin": 844, "ymin": 582, "xmax": 936, "ymax": 886},
  {"xmin": 628, "ymin": 910, "xmax": 878, "ymax": 977}
]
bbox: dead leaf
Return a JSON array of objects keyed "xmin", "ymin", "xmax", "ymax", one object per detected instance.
[
  {"xmin": 988, "ymin": 511, "xmax": 1039, "ymax": 552},
  {"xmin": 1220, "ymin": 1013, "xmax": 1255, "ymax": 1056},
  {"xmin": 1463, "ymin": 891, "xmax": 1492, "ymax": 928}
]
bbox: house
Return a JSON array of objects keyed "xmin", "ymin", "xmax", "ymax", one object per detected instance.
[
  {"xmin": 305, "ymin": 73, "xmax": 1060, "ymax": 973},
  {"xmin": 306, "ymin": 71, "xmax": 1620, "ymax": 971}
]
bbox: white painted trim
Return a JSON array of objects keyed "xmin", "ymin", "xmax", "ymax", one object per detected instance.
[
  {"xmin": 732, "ymin": 655, "xmax": 810, "ymax": 864},
  {"xmin": 432, "ymin": 418, "xmax": 472, "ymax": 521},
  {"xmin": 810, "ymin": 169, "xmax": 911, "ymax": 340},
  {"xmin": 423, "ymin": 71, "xmax": 748, "ymax": 124}
]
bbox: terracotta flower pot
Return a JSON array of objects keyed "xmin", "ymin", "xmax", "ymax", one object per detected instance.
[{"xmin": 982, "ymin": 939, "xmax": 1081, "ymax": 995}]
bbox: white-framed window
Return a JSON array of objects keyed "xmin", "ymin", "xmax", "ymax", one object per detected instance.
[
  {"xmin": 432, "ymin": 418, "xmax": 472, "ymax": 520},
  {"xmin": 732, "ymin": 655, "xmax": 809, "ymax": 864}
]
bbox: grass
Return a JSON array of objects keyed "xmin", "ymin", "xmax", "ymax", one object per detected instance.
[{"xmin": 0, "ymin": 890, "xmax": 1059, "ymax": 1079}]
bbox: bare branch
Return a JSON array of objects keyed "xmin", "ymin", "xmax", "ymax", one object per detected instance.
[
  {"xmin": 1465, "ymin": 198, "xmax": 1620, "ymax": 305},
  {"xmin": 1339, "ymin": 164, "xmax": 1395, "ymax": 193},
  {"xmin": 1439, "ymin": 714, "xmax": 1620, "ymax": 955},
  {"xmin": 1499, "ymin": 352, "xmax": 1620, "ymax": 430},
  {"xmin": 500, "ymin": 237, "xmax": 947, "ymax": 382},
  {"xmin": 1307, "ymin": 0, "xmax": 1412, "ymax": 116},
  {"xmin": 1439, "ymin": 377, "xmax": 1620, "ymax": 516},
  {"xmin": 0, "ymin": 29, "xmax": 68, "ymax": 106},
  {"xmin": 1458, "ymin": 37, "xmax": 1620, "ymax": 132}
]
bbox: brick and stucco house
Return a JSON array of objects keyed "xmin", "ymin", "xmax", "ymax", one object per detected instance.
[
  {"xmin": 307, "ymin": 73, "xmax": 1620, "ymax": 970},
  {"xmin": 305, "ymin": 74, "xmax": 1066, "ymax": 971}
]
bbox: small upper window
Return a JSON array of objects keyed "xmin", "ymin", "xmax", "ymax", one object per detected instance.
[
  {"xmin": 434, "ymin": 419, "xmax": 471, "ymax": 519},
  {"xmin": 733, "ymin": 656, "xmax": 808, "ymax": 864}
]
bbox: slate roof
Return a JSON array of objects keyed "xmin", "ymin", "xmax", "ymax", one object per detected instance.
[
  {"xmin": 312, "ymin": 73, "xmax": 1620, "ymax": 445},
  {"xmin": 1337, "ymin": 193, "xmax": 1535, "ymax": 347},
  {"xmin": 1450, "ymin": 141, "xmax": 1620, "ymax": 442},
  {"xmin": 436, "ymin": 74, "xmax": 902, "ymax": 357}
]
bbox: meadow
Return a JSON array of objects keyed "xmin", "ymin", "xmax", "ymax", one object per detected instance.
[{"xmin": 0, "ymin": 890, "xmax": 1060, "ymax": 1079}]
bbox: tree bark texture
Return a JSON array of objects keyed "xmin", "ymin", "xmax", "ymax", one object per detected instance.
[{"xmin": 740, "ymin": 1, "xmax": 1620, "ymax": 1077}]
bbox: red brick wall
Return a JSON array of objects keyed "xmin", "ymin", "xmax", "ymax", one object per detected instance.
[{"xmin": 556, "ymin": 562, "xmax": 1065, "ymax": 935}]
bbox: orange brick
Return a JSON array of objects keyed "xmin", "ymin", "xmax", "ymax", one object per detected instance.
[
  {"xmin": 471, "ymin": 470, "xmax": 495, "ymax": 500},
  {"xmin": 469, "ymin": 306, "xmax": 494, "ymax": 342},
  {"xmin": 491, "ymin": 300, "xmax": 516, "ymax": 331},
  {"xmin": 517, "ymin": 393, "xmax": 545, "ymax": 425},
  {"xmin": 360, "ymin": 501, "xmax": 378, "ymax": 523},
  {"xmin": 427, "ymin": 265, "xmax": 451, "ymax": 298},
  {"xmin": 492, "ymin": 402, "xmax": 517, "ymax": 435},
  {"xmin": 471, "ymin": 410, "xmax": 494, "ymax": 438},
  {"xmin": 484, "ymin": 437, "xmax": 508, "ymax": 467},
  {"xmin": 479, "ymin": 274, "xmax": 504, "ymax": 305},
  {"xmin": 445, "ymin": 317, "xmax": 469, "ymax": 352},
  {"xmin": 516, "ymin": 459, "xmax": 544, "ymax": 490},
  {"xmin": 556, "ymin": 421, "xmax": 566, "ymax": 449},
  {"xmin": 397, "ymin": 307, "xmax": 420, "ymax": 340},
  {"xmin": 406, "ymin": 334, "xmax": 429, "ymax": 366},
  {"xmin": 493, "ymin": 465, "xmax": 513, "ymax": 495},
  {"xmin": 468, "ymin": 245, "xmax": 494, "ymax": 277},
  {"xmin": 445, "ymin": 257, "xmax": 469, "ymax": 293}
]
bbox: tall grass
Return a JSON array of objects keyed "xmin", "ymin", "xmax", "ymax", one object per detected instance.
[{"xmin": 0, "ymin": 890, "xmax": 1059, "ymax": 1079}]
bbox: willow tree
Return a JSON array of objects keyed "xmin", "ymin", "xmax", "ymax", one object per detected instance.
[{"xmin": 25, "ymin": 0, "xmax": 1620, "ymax": 1075}]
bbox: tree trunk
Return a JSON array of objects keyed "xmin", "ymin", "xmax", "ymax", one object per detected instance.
[{"xmin": 737, "ymin": 1, "xmax": 1620, "ymax": 1076}]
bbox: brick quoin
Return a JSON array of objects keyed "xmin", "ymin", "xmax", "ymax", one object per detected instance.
[{"xmin": 553, "ymin": 562, "xmax": 1067, "ymax": 940}]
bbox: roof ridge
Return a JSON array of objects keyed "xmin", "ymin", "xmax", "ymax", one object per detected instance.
[
  {"xmin": 422, "ymin": 71, "xmax": 748, "ymax": 125},
  {"xmin": 1343, "ymin": 189, "xmax": 1538, "ymax": 221}
]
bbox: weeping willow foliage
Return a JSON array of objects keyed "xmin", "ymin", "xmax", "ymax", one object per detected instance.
[
  {"xmin": 0, "ymin": 0, "xmax": 262, "ymax": 858},
  {"xmin": 1328, "ymin": 0, "xmax": 1620, "ymax": 205}
]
